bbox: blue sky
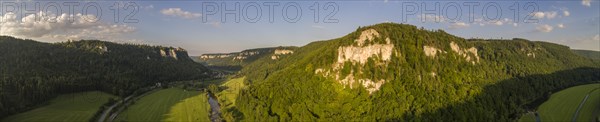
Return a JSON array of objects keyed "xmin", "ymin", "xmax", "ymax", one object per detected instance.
[{"xmin": 0, "ymin": 0, "xmax": 598, "ymax": 55}]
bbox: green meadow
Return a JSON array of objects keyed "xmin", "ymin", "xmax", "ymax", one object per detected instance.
[
  {"xmin": 2, "ymin": 91, "xmax": 116, "ymax": 122},
  {"xmin": 114, "ymin": 87, "xmax": 210, "ymax": 122},
  {"xmin": 520, "ymin": 83, "xmax": 600, "ymax": 122}
]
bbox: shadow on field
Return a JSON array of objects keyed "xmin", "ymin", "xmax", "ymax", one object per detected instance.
[
  {"xmin": 402, "ymin": 67, "xmax": 600, "ymax": 121},
  {"xmin": 162, "ymin": 92, "xmax": 209, "ymax": 122}
]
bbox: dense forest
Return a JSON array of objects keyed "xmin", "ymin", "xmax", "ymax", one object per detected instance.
[
  {"xmin": 232, "ymin": 23, "xmax": 600, "ymax": 121},
  {"xmin": 0, "ymin": 36, "xmax": 211, "ymax": 118}
]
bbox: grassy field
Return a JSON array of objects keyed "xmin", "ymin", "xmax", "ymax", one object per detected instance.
[
  {"xmin": 575, "ymin": 87, "xmax": 600, "ymax": 122},
  {"xmin": 532, "ymin": 83, "xmax": 600, "ymax": 122},
  {"xmin": 2, "ymin": 91, "xmax": 116, "ymax": 122},
  {"xmin": 217, "ymin": 77, "xmax": 246, "ymax": 110},
  {"xmin": 114, "ymin": 87, "xmax": 210, "ymax": 121}
]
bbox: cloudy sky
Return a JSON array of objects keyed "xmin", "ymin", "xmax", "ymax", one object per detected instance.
[{"xmin": 0, "ymin": 0, "xmax": 598, "ymax": 55}]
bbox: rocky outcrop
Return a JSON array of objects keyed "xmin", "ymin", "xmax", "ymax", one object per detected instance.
[
  {"xmin": 200, "ymin": 54, "xmax": 234, "ymax": 59},
  {"xmin": 271, "ymin": 49, "xmax": 294, "ymax": 60},
  {"xmin": 450, "ymin": 42, "xmax": 479, "ymax": 64},
  {"xmin": 423, "ymin": 46, "xmax": 442, "ymax": 57},
  {"xmin": 316, "ymin": 29, "xmax": 395, "ymax": 94},
  {"xmin": 274, "ymin": 49, "xmax": 294, "ymax": 55},
  {"xmin": 159, "ymin": 47, "xmax": 185, "ymax": 60},
  {"xmin": 97, "ymin": 45, "xmax": 108, "ymax": 53}
]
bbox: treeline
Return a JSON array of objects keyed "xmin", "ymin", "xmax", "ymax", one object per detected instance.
[
  {"xmin": 233, "ymin": 23, "xmax": 600, "ymax": 121},
  {"xmin": 0, "ymin": 36, "xmax": 211, "ymax": 118}
]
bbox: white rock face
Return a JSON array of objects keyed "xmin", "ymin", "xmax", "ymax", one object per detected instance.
[
  {"xmin": 338, "ymin": 74, "xmax": 386, "ymax": 94},
  {"xmin": 240, "ymin": 51, "xmax": 260, "ymax": 56},
  {"xmin": 233, "ymin": 55, "xmax": 246, "ymax": 60},
  {"xmin": 337, "ymin": 42, "xmax": 393, "ymax": 65},
  {"xmin": 169, "ymin": 49, "xmax": 178, "ymax": 59},
  {"xmin": 450, "ymin": 42, "xmax": 479, "ymax": 64},
  {"xmin": 97, "ymin": 45, "xmax": 108, "ymax": 53},
  {"xmin": 423, "ymin": 46, "xmax": 440, "ymax": 57},
  {"xmin": 527, "ymin": 52, "xmax": 536, "ymax": 58},
  {"xmin": 201, "ymin": 54, "xmax": 233, "ymax": 59},
  {"xmin": 159, "ymin": 48, "xmax": 179, "ymax": 60},
  {"xmin": 355, "ymin": 29, "xmax": 380, "ymax": 46},
  {"xmin": 274, "ymin": 49, "xmax": 294, "ymax": 55},
  {"xmin": 523, "ymin": 47, "xmax": 541, "ymax": 58},
  {"xmin": 160, "ymin": 49, "xmax": 167, "ymax": 57},
  {"xmin": 316, "ymin": 29, "xmax": 395, "ymax": 94},
  {"xmin": 271, "ymin": 49, "xmax": 294, "ymax": 60}
]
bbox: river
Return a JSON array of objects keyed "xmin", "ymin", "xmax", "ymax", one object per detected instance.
[{"xmin": 207, "ymin": 92, "xmax": 222, "ymax": 122}]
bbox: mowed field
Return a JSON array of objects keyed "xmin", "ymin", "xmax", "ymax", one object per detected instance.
[
  {"xmin": 115, "ymin": 87, "xmax": 210, "ymax": 121},
  {"xmin": 217, "ymin": 77, "xmax": 246, "ymax": 110},
  {"xmin": 2, "ymin": 91, "xmax": 116, "ymax": 122},
  {"xmin": 531, "ymin": 83, "xmax": 600, "ymax": 122}
]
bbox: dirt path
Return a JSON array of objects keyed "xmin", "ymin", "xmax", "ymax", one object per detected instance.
[{"xmin": 571, "ymin": 88, "xmax": 599, "ymax": 122}]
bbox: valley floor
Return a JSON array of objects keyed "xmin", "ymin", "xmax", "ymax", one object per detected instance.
[
  {"xmin": 114, "ymin": 87, "xmax": 210, "ymax": 122},
  {"xmin": 2, "ymin": 91, "xmax": 116, "ymax": 122},
  {"xmin": 519, "ymin": 83, "xmax": 600, "ymax": 122}
]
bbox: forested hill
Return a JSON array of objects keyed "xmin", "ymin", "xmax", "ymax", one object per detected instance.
[
  {"xmin": 235, "ymin": 23, "xmax": 600, "ymax": 121},
  {"xmin": 0, "ymin": 36, "xmax": 211, "ymax": 117},
  {"xmin": 192, "ymin": 46, "xmax": 297, "ymax": 71},
  {"xmin": 572, "ymin": 49, "xmax": 600, "ymax": 60}
]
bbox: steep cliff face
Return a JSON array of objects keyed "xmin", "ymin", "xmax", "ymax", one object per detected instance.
[
  {"xmin": 159, "ymin": 47, "xmax": 187, "ymax": 60},
  {"xmin": 271, "ymin": 49, "xmax": 294, "ymax": 60},
  {"xmin": 315, "ymin": 29, "xmax": 395, "ymax": 94}
]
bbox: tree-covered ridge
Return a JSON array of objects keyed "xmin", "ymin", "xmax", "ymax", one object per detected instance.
[
  {"xmin": 572, "ymin": 49, "xmax": 600, "ymax": 60},
  {"xmin": 0, "ymin": 36, "xmax": 211, "ymax": 118},
  {"xmin": 192, "ymin": 46, "xmax": 297, "ymax": 71},
  {"xmin": 235, "ymin": 23, "xmax": 600, "ymax": 121}
]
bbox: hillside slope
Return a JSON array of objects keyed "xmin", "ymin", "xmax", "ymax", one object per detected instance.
[
  {"xmin": 192, "ymin": 47, "xmax": 297, "ymax": 71},
  {"xmin": 235, "ymin": 23, "xmax": 600, "ymax": 121},
  {"xmin": 0, "ymin": 36, "xmax": 211, "ymax": 117},
  {"xmin": 572, "ymin": 49, "xmax": 600, "ymax": 60}
]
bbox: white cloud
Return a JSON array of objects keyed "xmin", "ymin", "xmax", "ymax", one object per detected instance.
[
  {"xmin": 557, "ymin": 23, "xmax": 565, "ymax": 28},
  {"xmin": 448, "ymin": 22, "xmax": 469, "ymax": 29},
  {"xmin": 563, "ymin": 10, "xmax": 570, "ymax": 17},
  {"xmin": 536, "ymin": 24, "xmax": 554, "ymax": 32},
  {"xmin": 143, "ymin": 5, "xmax": 154, "ymax": 10},
  {"xmin": 533, "ymin": 11, "xmax": 558, "ymax": 19},
  {"xmin": 533, "ymin": 12, "xmax": 545, "ymax": 19},
  {"xmin": 160, "ymin": 8, "xmax": 201, "ymax": 19},
  {"xmin": 594, "ymin": 34, "xmax": 600, "ymax": 41},
  {"xmin": 583, "ymin": 0, "xmax": 592, "ymax": 7},
  {"xmin": 493, "ymin": 21, "xmax": 503, "ymax": 25},
  {"xmin": 418, "ymin": 14, "xmax": 445, "ymax": 23},
  {"xmin": 0, "ymin": 11, "xmax": 136, "ymax": 42}
]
